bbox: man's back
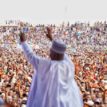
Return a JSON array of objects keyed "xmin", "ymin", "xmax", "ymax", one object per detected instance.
[{"xmin": 29, "ymin": 60, "xmax": 74, "ymax": 107}]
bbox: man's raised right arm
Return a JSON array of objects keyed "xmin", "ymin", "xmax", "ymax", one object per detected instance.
[{"xmin": 20, "ymin": 32, "xmax": 40, "ymax": 70}]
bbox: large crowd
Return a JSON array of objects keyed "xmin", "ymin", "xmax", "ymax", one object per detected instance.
[{"xmin": 0, "ymin": 21, "xmax": 107, "ymax": 107}]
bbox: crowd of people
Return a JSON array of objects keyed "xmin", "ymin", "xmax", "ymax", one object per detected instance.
[{"xmin": 0, "ymin": 21, "xmax": 107, "ymax": 107}]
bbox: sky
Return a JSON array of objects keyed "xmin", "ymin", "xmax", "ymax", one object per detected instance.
[{"xmin": 0, "ymin": 0, "xmax": 107, "ymax": 24}]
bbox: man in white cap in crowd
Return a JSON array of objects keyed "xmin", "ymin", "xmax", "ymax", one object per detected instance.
[{"xmin": 20, "ymin": 27, "xmax": 83, "ymax": 107}]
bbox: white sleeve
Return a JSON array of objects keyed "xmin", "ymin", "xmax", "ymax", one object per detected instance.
[
  {"xmin": 21, "ymin": 42, "xmax": 49, "ymax": 71},
  {"xmin": 64, "ymin": 54, "xmax": 75, "ymax": 78},
  {"xmin": 64, "ymin": 54, "xmax": 72, "ymax": 63}
]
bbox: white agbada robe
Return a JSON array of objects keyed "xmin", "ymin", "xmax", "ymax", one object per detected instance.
[{"xmin": 21, "ymin": 42, "xmax": 83, "ymax": 107}]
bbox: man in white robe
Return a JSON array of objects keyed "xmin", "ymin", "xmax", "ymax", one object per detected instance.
[{"xmin": 20, "ymin": 28, "xmax": 83, "ymax": 107}]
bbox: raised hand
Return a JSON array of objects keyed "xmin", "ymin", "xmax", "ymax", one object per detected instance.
[
  {"xmin": 45, "ymin": 27, "xmax": 53, "ymax": 41},
  {"xmin": 19, "ymin": 32, "xmax": 26, "ymax": 42}
]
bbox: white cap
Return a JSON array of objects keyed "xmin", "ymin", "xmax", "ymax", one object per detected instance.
[{"xmin": 51, "ymin": 40, "xmax": 66, "ymax": 54}]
